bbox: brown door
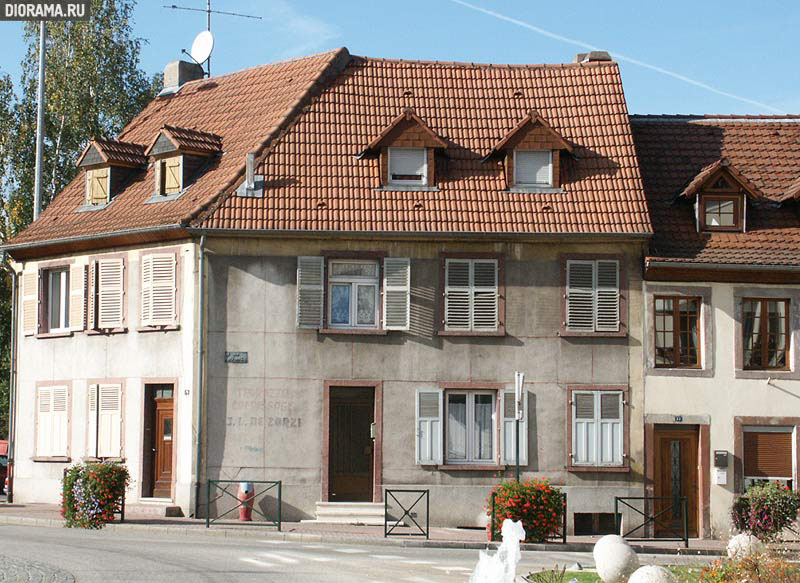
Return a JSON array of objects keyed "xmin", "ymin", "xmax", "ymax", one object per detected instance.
[
  {"xmin": 654, "ymin": 427, "xmax": 699, "ymax": 538},
  {"xmin": 329, "ymin": 388, "xmax": 374, "ymax": 502},
  {"xmin": 153, "ymin": 397, "xmax": 174, "ymax": 498}
]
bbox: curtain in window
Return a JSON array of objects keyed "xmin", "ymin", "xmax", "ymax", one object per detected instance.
[
  {"xmin": 474, "ymin": 394, "xmax": 493, "ymax": 460},
  {"xmin": 743, "ymin": 300, "xmax": 761, "ymax": 367},
  {"xmin": 447, "ymin": 395, "xmax": 467, "ymax": 460}
]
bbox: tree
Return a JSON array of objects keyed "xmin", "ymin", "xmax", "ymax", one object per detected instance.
[{"xmin": 0, "ymin": 0, "xmax": 162, "ymax": 439}]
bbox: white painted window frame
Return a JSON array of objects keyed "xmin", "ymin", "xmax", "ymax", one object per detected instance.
[
  {"xmin": 327, "ymin": 259, "xmax": 380, "ymax": 329},
  {"xmin": 47, "ymin": 268, "xmax": 70, "ymax": 333},
  {"xmin": 445, "ymin": 390, "xmax": 497, "ymax": 465},
  {"xmin": 742, "ymin": 425, "xmax": 795, "ymax": 487},
  {"xmin": 571, "ymin": 389, "xmax": 624, "ymax": 467}
]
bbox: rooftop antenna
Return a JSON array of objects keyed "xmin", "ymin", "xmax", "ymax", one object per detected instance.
[{"xmin": 163, "ymin": 1, "xmax": 262, "ymax": 76}]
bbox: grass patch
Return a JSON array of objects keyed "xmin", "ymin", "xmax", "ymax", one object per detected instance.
[{"xmin": 526, "ymin": 565, "xmax": 705, "ymax": 583}]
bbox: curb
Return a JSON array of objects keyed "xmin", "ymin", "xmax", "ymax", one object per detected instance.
[{"xmin": 0, "ymin": 514, "xmax": 725, "ymax": 556}]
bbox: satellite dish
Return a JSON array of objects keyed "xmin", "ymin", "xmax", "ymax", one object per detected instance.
[{"xmin": 190, "ymin": 30, "xmax": 214, "ymax": 65}]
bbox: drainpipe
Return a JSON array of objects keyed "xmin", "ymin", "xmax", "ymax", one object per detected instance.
[
  {"xmin": 194, "ymin": 235, "xmax": 206, "ymax": 517},
  {"xmin": 3, "ymin": 254, "xmax": 18, "ymax": 502}
]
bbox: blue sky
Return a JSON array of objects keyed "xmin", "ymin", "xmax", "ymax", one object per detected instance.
[{"xmin": 0, "ymin": 0, "xmax": 797, "ymax": 114}]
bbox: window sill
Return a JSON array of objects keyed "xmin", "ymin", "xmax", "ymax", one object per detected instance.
[
  {"xmin": 31, "ymin": 456, "xmax": 71, "ymax": 463},
  {"xmin": 145, "ymin": 190, "xmax": 186, "ymax": 203},
  {"xmin": 75, "ymin": 202, "xmax": 112, "ymax": 213},
  {"xmin": 507, "ymin": 186, "xmax": 565, "ymax": 194},
  {"xmin": 319, "ymin": 328, "xmax": 388, "ymax": 336},
  {"xmin": 437, "ymin": 464, "xmax": 507, "ymax": 471},
  {"xmin": 86, "ymin": 327, "xmax": 128, "ymax": 336},
  {"xmin": 374, "ymin": 186, "xmax": 439, "ymax": 192},
  {"xmin": 560, "ymin": 330, "xmax": 627, "ymax": 338},
  {"xmin": 735, "ymin": 368, "xmax": 800, "ymax": 381},
  {"xmin": 137, "ymin": 324, "xmax": 180, "ymax": 333},
  {"xmin": 568, "ymin": 465, "xmax": 630, "ymax": 474},
  {"xmin": 438, "ymin": 330, "xmax": 505, "ymax": 337},
  {"xmin": 83, "ymin": 457, "xmax": 125, "ymax": 463},
  {"xmin": 35, "ymin": 331, "xmax": 74, "ymax": 339}
]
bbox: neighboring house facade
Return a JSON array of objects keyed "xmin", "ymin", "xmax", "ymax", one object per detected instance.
[
  {"xmin": 632, "ymin": 115, "xmax": 800, "ymax": 538},
  {"xmin": 6, "ymin": 47, "xmax": 653, "ymax": 531}
]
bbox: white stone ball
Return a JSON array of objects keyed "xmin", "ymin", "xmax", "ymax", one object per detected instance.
[
  {"xmin": 594, "ymin": 541, "xmax": 639, "ymax": 583},
  {"xmin": 628, "ymin": 566, "xmax": 677, "ymax": 583},
  {"xmin": 592, "ymin": 534, "xmax": 628, "ymax": 559},
  {"xmin": 726, "ymin": 533, "xmax": 764, "ymax": 558}
]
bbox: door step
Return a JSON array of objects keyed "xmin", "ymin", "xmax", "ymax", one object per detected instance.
[
  {"xmin": 127, "ymin": 499, "xmax": 183, "ymax": 518},
  {"xmin": 302, "ymin": 502, "xmax": 386, "ymax": 526}
]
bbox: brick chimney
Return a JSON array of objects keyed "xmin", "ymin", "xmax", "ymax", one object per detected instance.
[
  {"xmin": 160, "ymin": 60, "xmax": 205, "ymax": 94},
  {"xmin": 574, "ymin": 51, "xmax": 612, "ymax": 63}
]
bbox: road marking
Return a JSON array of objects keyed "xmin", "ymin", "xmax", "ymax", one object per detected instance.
[
  {"xmin": 402, "ymin": 560, "xmax": 435, "ymax": 565},
  {"xmin": 332, "ymin": 548, "xmax": 367, "ymax": 554},
  {"xmin": 258, "ymin": 552, "xmax": 298, "ymax": 564},
  {"xmin": 276, "ymin": 551, "xmax": 333, "ymax": 563},
  {"xmin": 240, "ymin": 557, "xmax": 276, "ymax": 569},
  {"xmin": 369, "ymin": 554, "xmax": 404, "ymax": 560},
  {"xmin": 258, "ymin": 539, "xmax": 289, "ymax": 544}
]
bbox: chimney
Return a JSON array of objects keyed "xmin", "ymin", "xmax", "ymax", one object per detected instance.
[
  {"xmin": 574, "ymin": 51, "xmax": 612, "ymax": 63},
  {"xmin": 160, "ymin": 60, "xmax": 205, "ymax": 94}
]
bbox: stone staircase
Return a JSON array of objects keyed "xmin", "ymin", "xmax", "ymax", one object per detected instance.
[
  {"xmin": 125, "ymin": 498, "xmax": 184, "ymax": 518},
  {"xmin": 303, "ymin": 502, "xmax": 385, "ymax": 525}
]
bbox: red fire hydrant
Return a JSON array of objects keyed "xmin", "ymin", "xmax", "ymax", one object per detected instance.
[{"xmin": 238, "ymin": 482, "xmax": 254, "ymax": 521}]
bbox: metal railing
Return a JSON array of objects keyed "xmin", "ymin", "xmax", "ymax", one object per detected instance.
[
  {"xmin": 489, "ymin": 491, "xmax": 567, "ymax": 544},
  {"xmin": 614, "ymin": 496, "xmax": 689, "ymax": 548},
  {"xmin": 205, "ymin": 480, "xmax": 281, "ymax": 530},
  {"xmin": 384, "ymin": 489, "xmax": 430, "ymax": 538}
]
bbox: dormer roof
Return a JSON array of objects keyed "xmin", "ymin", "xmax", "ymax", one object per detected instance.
[
  {"xmin": 484, "ymin": 110, "xmax": 573, "ymax": 161},
  {"xmin": 677, "ymin": 158, "xmax": 766, "ymax": 201},
  {"xmin": 359, "ymin": 108, "xmax": 447, "ymax": 157},
  {"xmin": 145, "ymin": 124, "xmax": 223, "ymax": 157},
  {"xmin": 76, "ymin": 138, "xmax": 147, "ymax": 168}
]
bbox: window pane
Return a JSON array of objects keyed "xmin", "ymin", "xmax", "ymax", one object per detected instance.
[
  {"xmin": 447, "ymin": 394, "xmax": 467, "ymax": 460},
  {"xmin": 654, "ymin": 297, "xmax": 674, "ymax": 366},
  {"xmin": 767, "ymin": 300, "xmax": 787, "ymax": 368},
  {"xmin": 49, "ymin": 271, "xmax": 62, "ymax": 328},
  {"xmin": 742, "ymin": 300, "xmax": 762, "ymax": 368},
  {"xmin": 330, "ymin": 284, "xmax": 351, "ymax": 325},
  {"xmin": 330, "ymin": 262, "xmax": 378, "ymax": 278},
  {"xmin": 678, "ymin": 298, "xmax": 699, "ymax": 366},
  {"xmin": 473, "ymin": 394, "xmax": 493, "ymax": 461},
  {"xmin": 515, "ymin": 150, "xmax": 552, "ymax": 185},
  {"xmin": 356, "ymin": 284, "xmax": 376, "ymax": 326}
]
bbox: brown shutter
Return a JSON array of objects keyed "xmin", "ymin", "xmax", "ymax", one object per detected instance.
[{"xmin": 743, "ymin": 431, "xmax": 793, "ymax": 478}]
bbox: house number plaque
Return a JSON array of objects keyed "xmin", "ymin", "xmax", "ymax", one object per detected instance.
[{"xmin": 225, "ymin": 351, "xmax": 248, "ymax": 364}]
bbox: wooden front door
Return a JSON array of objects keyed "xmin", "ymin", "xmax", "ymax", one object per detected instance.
[
  {"xmin": 153, "ymin": 397, "xmax": 174, "ymax": 498},
  {"xmin": 329, "ymin": 388, "xmax": 374, "ymax": 502},
  {"xmin": 654, "ymin": 427, "xmax": 699, "ymax": 538}
]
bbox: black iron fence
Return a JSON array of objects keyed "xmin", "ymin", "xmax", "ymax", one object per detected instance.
[
  {"xmin": 205, "ymin": 480, "xmax": 281, "ymax": 530},
  {"xmin": 489, "ymin": 491, "xmax": 567, "ymax": 544},
  {"xmin": 384, "ymin": 489, "xmax": 430, "ymax": 538},
  {"xmin": 614, "ymin": 496, "xmax": 689, "ymax": 548}
]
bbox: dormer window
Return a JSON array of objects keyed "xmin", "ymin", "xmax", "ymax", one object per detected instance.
[
  {"xmin": 145, "ymin": 125, "xmax": 222, "ymax": 199},
  {"xmin": 157, "ymin": 156, "xmax": 183, "ymax": 195},
  {"xmin": 701, "ymin": 195, "xmax": 741, "ymax": 231},
  {"xmin": 388, "ymin": 147, "xmax": 427, "ymax": 185},
  {"xmin": 75, "ymin": 138, "xmax": 147, "ymax": 208},
  {"xmin": 514, "ymin": 150, "xmax": 553, "ymax": 187},
  {"xmin": 86, "ymin": 167, "xmax": 111, "ymax": 205}
]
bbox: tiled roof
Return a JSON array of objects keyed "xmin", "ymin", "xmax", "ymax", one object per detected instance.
[
  {"xmin": 487, "ymin": 110, "xmax": 573, "ymax": 157},
  {"xmin": 362, "ymin": 108, "xmax": 447, "ymax": 153},
  {"xmin": 199, "ymin": 56, "xmax": 651, "ymax": 235},
  {"xmin": 631, "ymin": 116, "xmax": 800, "ymax": 266},
  {"xmin": 146, "ymin": 125, "xmax": 223, "ymax": 156},
  {"xmin": 76, "ymin": 138, "xmax": 147, "ymax": 167}
]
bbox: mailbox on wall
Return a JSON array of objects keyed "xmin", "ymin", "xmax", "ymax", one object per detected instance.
[{"xmin": 714, "ymin": 450, "xmax": 729, "ymax": 485}]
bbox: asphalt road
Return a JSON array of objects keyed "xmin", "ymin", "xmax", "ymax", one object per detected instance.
[{"xmin": 0, "ymin": 524, "xmax": 710, "ymax": 582}]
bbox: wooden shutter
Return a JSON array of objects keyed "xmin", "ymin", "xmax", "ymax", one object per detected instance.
[
  {"xmin": 89, "ymin": 167, "xmax": 110, "ymax": 205},
  {"xmin": 87, "ymin": 261, "xmax": 97, "ymax": 330},
  {"xmin": 472, "ymin": 260, "xmax": 498, "ymax": 331},
  {"xmin": 595, "ymin": 260, "xmax": 620, "ymax": 332},
  {"xmin": 21, "ymin": 270, "xmax": 38, "ymax": 336},
  {"xmin": 140, "ymin": 255, "xmax": 153, "ymax": 325},
  {"xmin": 743, "ymin": 431, "xmax": 793, "ymax": 478},
  {"xmin": 148, "ymin": 254, "xmax": 177, "ymax": 326},
  {"xmin": 572, "ymin": 392, "xmax": 597, "ymax": 465},
  {"xmin": 416, "ymin": 389, "xmax": 443, "ymax": 464},
  {"xmin": 566, "ymin": 260, "xmax": 595, "ymax": 332},
  {"xmin": 36, "ymin": 387, "xmax": 52, "ymax": 456},
  {"xmin": 97, "ymin": 258, "xmax": 124, "ymax": 329},
  {"xmin": 87, "ymin": 384, "xmax": 98, "ymax": 457},
  {"xmin": 444, "ymin": 259, "xmax": 471, "ymax": 330},
  {"xmin": 97, "ymin": 384, "xmax": 122, "ymax": 458},
  {"xmin": 51, "ymin": 385, "xmax": 69, "ymax": 457},
  {"xmin": 383, "ymin": 258, "xmax": 410, "ymax": 330},
  {"xmin": 501, "ymin": 390, "xmax": 528, "ymax": 465},
  {"xmin": 296, "ymin": 256, "xmax": 324, "ymax": 329},
  {"xmin": 598, "ymin": 392, "xmax": 623, "ymax": 465},
  {"xmin": 164, "ymin": 157, "xmax": 182, "ymax": 194},
  {"xmin": 69, "ymin": 264, "xmax": 86, "ymax": 331}
]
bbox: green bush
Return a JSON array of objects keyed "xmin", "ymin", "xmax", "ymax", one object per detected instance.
[
  {"xmin": 730, "ymin": 482, "xmax": 800, "ymax": 541},
  {"xmin": 487, "ymin": 479, "xmax": 565, "ymax": 543},
  {"xmin": 700, "ymin": 553, "xmax": 799, "ymax": 583},
  {"xmin": 61, "ymin": 462, "xmax": 129, "ymax": 529}
]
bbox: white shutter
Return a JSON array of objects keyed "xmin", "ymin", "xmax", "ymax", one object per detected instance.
[
  {"xmin": 472, "ymin": 260, "xmax": 498, "ymax": 331},
  {"xmin": 599, "ymin": 392, "xmax": 623, "ymax": 465},
  {"xmin": 572, "ymin": 392, "xmax": 597, "ymax": 465},
  {"xmin": 87, "ymin": 261, "xmax": 97, "ymax": 330},
  {"xmin": 501, "ymin": 390, "xmax": 528, "ymax": 465},
  {"xmin": 69, "ymin": 264, "xmax": 86, "ymax": 331},
  {"xmin": 21, "ymin": 270, "xmax": 38, "ymax": 336},
  {"xmin": 444, "ymin": 259, "xmax": 471, "ymax": 330},
  {"xmin": 140, "ymin": 255, "xmax": 153, "ymax": 325},
  {"xmin": 515, "ymin": 150, "xmax": 552, "ymax": 186},
  {"xmin": 97, "ymin": 384, "xmax": 122, "ymax": 458},
  {"xmin": 87, "ymin": 384, "xmax": 98, "ymax": 457},
  {"xmin": 416, "ymin": 389, "xmax": 443, "ymax": 465},
  {"xmin": 296, "ymin": 256, "xmax": 324, "ymax": 329},
  {"xmin": 149, "ymin": 253, "xmax": 177, "ymax": 325},
  {"xmin": 97, "ymin": 258, "xmax": 124, "ymax": 329},
  {"xmin": 51, "ymin": 385, "xmax": 69, "ymax": 457},
  {"xmin": 37, "ymin": 387, "xmax": 52, "ymax": 456},
  {"xmin": 595, "ymin": 260, "xmax": 620, "ymax": 332},
  {"xmin": 383, "ymin": 258, "xmax": 410, "ymax": 330},
  {"xmin": 566, "ymin": 260, "xmax": 595, "ymax": 332}
]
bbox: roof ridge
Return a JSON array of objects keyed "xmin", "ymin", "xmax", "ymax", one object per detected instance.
[
  {"xmin": 630, "ymin": 114, "xmax": 800, "ymax": 121},
  {"xmin": 349, "ymin": 53, "xmax": 617, "ymax": 69}
]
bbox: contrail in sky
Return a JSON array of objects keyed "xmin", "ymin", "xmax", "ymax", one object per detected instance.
[{"xmin": 448, "ymin": 0, "xmax": 786, "ymax": 114}]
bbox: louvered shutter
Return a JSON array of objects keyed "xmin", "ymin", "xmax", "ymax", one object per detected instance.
[
  {"xmin": 21, "ymin": 270, "xmax": 38, "ymax": 336},
  {"xmin": 383, "ymin": 258, "xmax": 410, "ymax": 330},
  {"xmin": 149, "ymin": 254, "xmax": 177, "ymax": 325},
  {"xmin": 595, "ymin": 260, "xmax": 620, "ymax": 332},
  {"xmin": 87, "ymin": 261, "xmax": 97, "ymax": 330},
  {"xmin": 140, "ymin": 255, "xmax": 153, "ymax": 325},
  {"xmin": 69, "ymin": 264, "xmax": 86, "ymax": 331},
  {"xmin": 566, "ymin": 261, "xmax": 595, "ymax": 332},
  {"xmin": 744, "ymin": 431, "xmax": 793, "ymax": 478},
  {"xmin": 472, "ymin": 260, "xmax": 498, "ymax": 331},
  {"xmin": 416, "ymin": 389, "xmax": 443, "ymax": 465},
  {"xmin": 572, "ymin": 392, "xmax": 597, "ymax": 465},
  {"xmin": 51, "ymin": 385, "xmax": 69, "ymax": 457},
  {"xmin": 444, "ymin": 259, "xmax": 471, "ymax": 331},
  {"xmin": 296, "ymin": 256, "xmax": 324, "ymax": 329},
  {"xmin": 98, "ymin": 384, "xmax": 122, "ymax": 458},
  {"xmin": 599, "ymin": 392, "xmax": 623, "ymax": 465},
  {"xmin": 87, "ymin": 384, "xmax": 98, "ymax": 457},
  {"xmin": 501, "ymin": 390, "xmax": 528, "ymax": 465},
  {"xmin": 97, "ymin": 258, "xmax": 124, "ymax": 329},
  {"xmin": 37, "ymin": 387, "xmax": 52, "ymax": 456}
]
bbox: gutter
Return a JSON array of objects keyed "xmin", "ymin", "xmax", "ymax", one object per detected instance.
[
  {"xmin": 194, "ymin": 234, "xmax": 206, "ymax": 517},
  {"xmin": 646, "ymin": 260, "xmax": 800, "ymax": 272},
  {"xmin": 0, "ymin": 224, "xmax": 186, "ymax": 254}
]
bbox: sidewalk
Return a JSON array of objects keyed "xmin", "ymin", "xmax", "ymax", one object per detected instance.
[{"xmin": 0, "ymin": 502, "xmax": 739, "ymax": 555}]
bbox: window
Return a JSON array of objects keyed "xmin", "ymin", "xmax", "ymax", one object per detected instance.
[
  {"xmin": 45, "ymin": 268, "xmax": 70, "ymax": 333},
  {"xmin": 388, "ymin": 147, "xmax": 426, "ymax": 185},
  {"xmin": 36, "ymin": 385, "xmax": 69, "ymax": 458},
  {"xmin": 328, "ymin": 260, "xmax": 379, "ymax": 329},
  {"xmin": 444, "ymin": 258, "xmax": 499, "ymax": 332},
  {"xmin": 88, "ymin": 258, "xmax": 125, "ymax": 330},
  {"xmin": 701, "ymin": 195, "xmax": 741, "ymax": 231},
  {"xmin": 157, "ymin": 156, "xmax": 182, "ymax": 195},
  {"xmin": 88, "ymin": 384, "xmax": 122, "ymax": 459},
  {"xmin": 514, "ymin": 150, "xmax": 552, "ymax": 187},
  {"xmin": 565, "ymin": 259, "xmax": 620, "ymax": 333},
  {"xmin": 742, "ymin": 298, "xmax": 789, "ymax": 370},
  {"xmin": 86, "ymin": 167, "xmax": 110, "ymax": 205},
  {"xmin": 743, "ymin": 427, "xmax": 794, "ymax": 490},
  {"xmin": 445, "ymin": 391, "xmax": 496, "ymax": 464},
  {"xmin": 571, "ymin": 390, "xmax": 624, "ymax": 467},
  {"xmin": 141, "ymin": 253, "xmax": 177, "ymax": 327},
  {"xmin": 654, "ymin": 296, "xmax": 701, "ymax": 367}
]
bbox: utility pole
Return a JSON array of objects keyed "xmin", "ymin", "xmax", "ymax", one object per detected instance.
[
  {"xmin": 514, "ymin": 371, "xmax": 525, "ymax": 482},
  {"xmin": 32, "ymin": 21, "xmax": 46, "ymax": 221}
]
